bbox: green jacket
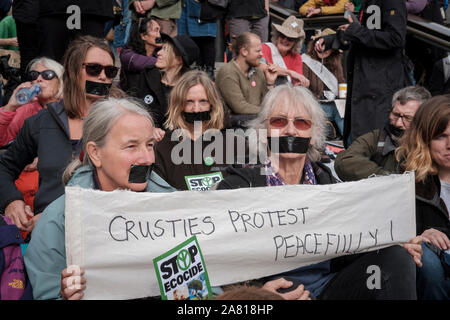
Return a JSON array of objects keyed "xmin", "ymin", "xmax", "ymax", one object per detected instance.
[
  {"xmin": 129, "ymin": 0, "xmax": 182, "ymax": 21},
  {"xmin": 24, "ymin": 165, "xmax": 175, "ymax": 300},
  {"xmin": 334, "ymin": 128, "xmax": 399, "ymax": 182}
]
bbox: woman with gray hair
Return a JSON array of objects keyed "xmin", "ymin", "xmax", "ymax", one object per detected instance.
[
  {"xmin": 24, "ymin": 97, "xmax": 174, "ymax": 300},
  {"xmin": 217, "ymin": 84, "xmax": 423, "ymax": 300},
  {"xmin": 0, "ymin": 57, "xmax": 64, "ymax": 147},
  {"xmin": 260, "ymin": 16, "xmax": 309, "ymax": 87}
]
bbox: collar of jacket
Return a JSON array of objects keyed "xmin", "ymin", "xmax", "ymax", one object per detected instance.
[
  {"xmin": 380, "ymin": 126, "xmax": 398, "ymax": 156},
  {"xmin": 416, "ymin": 174, "xmax": 449, "ymax": 217},
  {"xmin": 46, "ymin": 100, "xmax": 70, "ymax": 138},
  {"xmin": 67, "ymin": 165, "xmax": 176, "ymax": 193}
]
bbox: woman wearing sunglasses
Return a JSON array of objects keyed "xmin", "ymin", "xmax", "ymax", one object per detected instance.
[
  {"xmin": 0, "ymin": 57, "xmax": 63, "ymax": 233},
  {"xmin": 217, "ymin": 84, "xmax": 423, "ymax": 300},
  {"xmin": 0, "ymin": 35, "xmax": 121, "ymax": 234},
  {"xmin": 259, "ymin": 16, "xmax": 309, "ymax": 87}
]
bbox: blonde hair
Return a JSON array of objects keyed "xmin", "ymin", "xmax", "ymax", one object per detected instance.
[
  {"xmin": 165, "ymin": 70, "xmax": 224, "ymax": 131},
  {"xmin": 396, "ymin": 95, "xmax": 450, "ymax": 183}
]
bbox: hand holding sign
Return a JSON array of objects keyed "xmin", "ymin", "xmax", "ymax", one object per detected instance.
[{"xmin": 61, "ymin": 265, "xmax": 86, "ymax": 300}]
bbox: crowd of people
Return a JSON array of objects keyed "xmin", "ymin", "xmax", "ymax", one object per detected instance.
[{"xmin": 0, "ymin": 0, "xmax": 449, "ymax": 301}]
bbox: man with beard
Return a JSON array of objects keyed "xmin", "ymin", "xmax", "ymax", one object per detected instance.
[
  {"xmin": 216, "ymin": 32, "xmax": 277, "ymax": 127},
  {"xmin": 334, "ymin": 86, "xmax": 431, "ymax": 182}
]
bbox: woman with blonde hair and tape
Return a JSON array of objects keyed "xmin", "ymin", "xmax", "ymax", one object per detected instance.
[{"xmin": 154, "ymin": 70, "xmax": 245, "ymax": 191}]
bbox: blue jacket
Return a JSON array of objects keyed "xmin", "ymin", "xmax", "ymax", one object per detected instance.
[
  {"xmin": 177, "ymin": 0, "xmax": 216, "ymax": 37},
  {"xmin": 24, "ymin": 165, "xmax": 175, "ymax": 300}
]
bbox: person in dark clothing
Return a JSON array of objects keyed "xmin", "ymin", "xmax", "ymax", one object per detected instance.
[
  {"xmin": 227, "ymin": 0, "xmax": 270, "ymax": 42},
  {"xmin": 37, "ymin": 0, "xmax": 114, "ymax": 63},
  {"xmin": 217, "ymin": 84, "xmax": 422, "ymax": 299},
  {"xmin": 119, "ymin": 17, "xmax": 163, "ymax": 94},
  {"xmin": 315, "ymin": 0, "xmax": 412, "ymax": 147},
  {"xmin": 12, "ymin": 0, "xmax": 39, "ymax": 80},
  {"xmin": 154, "ymin": 70, "xmax": 244, "ymax": 190},
  {"xmin": 396, "ymin": 95, "xmax": 450, "ymax": 300},
  {"xmin": 0, "ymin": 36, "xmax": 120, "ymax": 234},
  {"xmin": 132, "ymin": 34, "xmax": 199, "ymax": 141}
]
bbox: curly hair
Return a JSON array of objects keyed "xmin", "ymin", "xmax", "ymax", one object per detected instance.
[{"xmin": 396, "ymin": 95, "xmax": 450, "ymax": 182}]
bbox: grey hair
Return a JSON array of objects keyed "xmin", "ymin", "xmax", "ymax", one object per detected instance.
[
  {"xmin": 248, "ymin": 84, "xmax": 326, "ymax": 162},
  {"xmin": 62, "ymin": 97, "xmax": 154, "ymax": 185},
  {"xmin": 391, "ymin": 85, "xmax": 431, "ymax": 109},
  {"xmin": 28, "ymin": 57, "xmax": 64, "ymax": 99},
  {"xmin": 270, "ymin": 30, "xmax": 303, "ymax": 54}
]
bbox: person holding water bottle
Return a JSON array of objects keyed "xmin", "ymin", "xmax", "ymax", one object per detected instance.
[
  {"xmin": 0, "ymin": 36, "xmax": 122, "ymax": 234},
  {"xmin": 0, "ymin": 58, "xmax": 63, "ymax": 234}
]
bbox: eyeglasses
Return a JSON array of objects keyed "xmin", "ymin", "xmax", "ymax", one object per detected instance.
[
  {"xmin": 82, "ymin": 63, "xmax": 119, "ymax": 79},
  {"xmin": 29, "ymin": 70, "xmax": 57, "ymax": 81},
  {"xmin": 267, "ymin": 116, "xmax": 312, "ymax": 130},
  {"xmin": 390, "ymin": 111, "xmax": 414, "ymax": 123},
  {"xmin": 185, "ymin": 99, "xmax": 210, "ymax": 108},
  {"xmin": 279, "ymin": 34, "xmax": 297, "ymax": 42}
]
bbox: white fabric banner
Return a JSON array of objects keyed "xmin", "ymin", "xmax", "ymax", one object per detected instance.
[{"xmin": 65, "ymin": 173, "xmax": 416, "ymax": 300}]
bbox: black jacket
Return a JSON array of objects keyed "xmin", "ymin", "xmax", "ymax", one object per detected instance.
[
  {"xmin": 0, "ymin": 100, "xmax": 81, "ymax": 214},
  {"xmin": 330, "ymin": 0, "xmax": 411, "ymax": 146},
  {"xmin": 415, "ymin": 175, "xmax": 450, "ymax": 239},
  {"xmin": 12, "ymin": 0, "xmax": 38, "ymax": 24},
  {"xmin": 217, "ymin": 161, "xmax": 336, "ymax": 189},
  {"xmin": 133, "ymin": 66, "xmax": 170, "ymax": 128}
]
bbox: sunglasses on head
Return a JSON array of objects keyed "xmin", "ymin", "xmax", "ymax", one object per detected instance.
[
  {"xmin": 82, "ymin": 63, "xmax": 119, "ymax": 79},
  {"xmin": 268, "ymin": 116, "xmax": 312, "ymax": 130},
  {"xmin": 29, "ymin": 70, "xmax": 57, "ymax": 81}
]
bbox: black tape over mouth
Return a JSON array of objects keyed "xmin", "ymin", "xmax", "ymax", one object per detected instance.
[
  {"xmin": 85, "ymin": 80, "xmax": 112, "ymax": 96},
  {"xmin": 183, "ymin": 111, "xmax": 211, "ymax": 123},
  {"xmin": 267, "ymin": 136, "xmax": 311, "ymax": 154},
  {"xmin": 128, "ymin": 164, "xmax": 153, "ymax": 183}
]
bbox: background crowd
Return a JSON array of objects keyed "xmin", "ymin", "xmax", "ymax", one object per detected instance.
[{"xmin": 0, "ymin": 0, "xmax": 448, "ymax": 301}]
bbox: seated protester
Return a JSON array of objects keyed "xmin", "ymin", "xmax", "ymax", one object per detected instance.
[
  {"xmin": 119, "ymin": 17, "xmax": 163, "ymax": 94},
  {"xmin": 299, "ymin": 0, "xmax": 349, "ymax": 17},
  {"xmin": 0, "ymin": 35, "xmax": 120, "ymax": 233},
  {"xmin": 216, "ymin": 32, "xmax": 277, "ymax": 127},
  {"xmin": 334, "ymin": 86, "xmax": 431, "ymax": 181},
  {"xmin": 302, "ymin": 28, "xmax": 345, "ymax": 137},
  {"xmin": 396, "ymin": 95, "xmax": 450, "ymax": 300},
  {"xmin": 155, "ymin": 70, "xmax": 244, "ymax": 191},
  {"xmin": 133, "ymin": 34, "xmax": 199, "ymax": 141},
  {"xmin": 24, "ymin": 97, "xmax": 175, "ymax": 300},
  {"xmin": 217, "ymin": 84, "xmax": 423, "ymax": 300},
  {"xmin": 260, "ymin": 16, "xmax": 310, "ymax": 87},
  {"xmin": 0, "ymin": 57, "xmax": 63, "ymax": 229}
]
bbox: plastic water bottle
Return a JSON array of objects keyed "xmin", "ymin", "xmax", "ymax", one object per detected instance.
[{"xmin": 16, "ymin": 84, "xmax": 41, "ymax": 105}]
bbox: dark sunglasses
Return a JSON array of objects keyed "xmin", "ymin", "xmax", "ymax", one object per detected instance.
[
  {"xmin": 279, "ymin": 34, "xmax": 297, "ymax": 42},
  {"xmin": 82, "ymin": 63, "xmax": 119, "ymax": 79},
  {"xmin": 29, "ymin": 70, "xmax": 57, "ymax": 81},
  {"xmin": 268, "ymin": 116, "xmax": 312, "ymax": 130}
]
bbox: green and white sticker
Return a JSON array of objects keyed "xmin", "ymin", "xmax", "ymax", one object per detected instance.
[
  {"xmin": 185, "ymin": 172, "xmax": 223, "ymax": 191},
  {"xmin": 153, "ymin": 236, "xmax": 213, "ymax": 300}
]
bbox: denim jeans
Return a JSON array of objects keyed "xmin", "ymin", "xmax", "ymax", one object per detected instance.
[
  {"xmin": 320, "ymin": 103, "xmax": 344, "ymax": 137},
  {"xmin": 417, "ymin": 242, "xmax": 450, "ymax": 300},
  {"xmin": 113, "ymin": 0, "xmax": 131, "ymax": 48}
]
